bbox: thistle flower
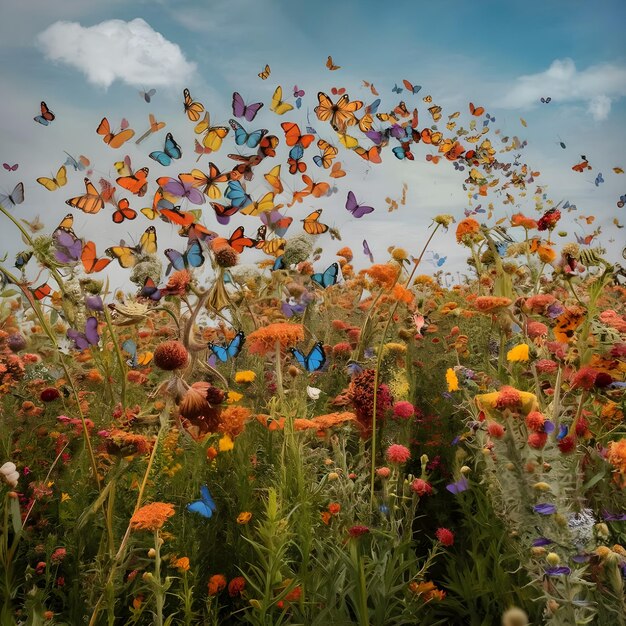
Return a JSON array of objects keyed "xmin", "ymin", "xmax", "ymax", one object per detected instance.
[
  {"xmin": 154, "ymin": 341, "xmax": 188, "ymax": 371},
  {"xmin": 435, "ymin": 527, "xmax": 454, "ymax": 546},
  {"xmin": 386, "ymin": 444, "xmax": 411, "ymax": 464}
]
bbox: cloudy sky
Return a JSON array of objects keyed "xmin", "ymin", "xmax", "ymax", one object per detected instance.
[{"xmin": 0, "ymin": 0, "xmax": 624, "ymax": 290}]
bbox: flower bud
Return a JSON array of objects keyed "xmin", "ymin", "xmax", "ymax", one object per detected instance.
[{"xmin": 546, "ymin": 552, "xmax": 560, "ymax": 566}]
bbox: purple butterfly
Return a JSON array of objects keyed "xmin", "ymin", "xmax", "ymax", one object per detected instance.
[
  {"xmin": 3, "ymin": 163, "xmax": 18, "ymax": 172},
  {"xmin": 446, "ymin": 477, "xmax": 469, "ymax": 495},
  {"xmin": 53, "ymin": 229, "xmax": 82, "ymax": 263},
  {"xmin": 346, "ymin": 191, "xmax": 374, "ymax": 218},
  {"xmin": 67, "ymin": 316, "xmax": 99, "ymax": 351},
  {"xmin": 363, "ymin": 239, "xmax": 374, "ymax": 263},
  {"xmin": 281, "ymin": 298, "xmax": 306, "ymax": 318},
  {"xmin": 232, "ymin": 92, "xmax": 264, "ymax": 122},
  {"xmin": 162, "ymin": 177, "xmax": 205, "ymax": 205}
]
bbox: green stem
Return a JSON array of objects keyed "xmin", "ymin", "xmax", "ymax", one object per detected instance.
[{"xmin": 153, "ymin": 530, "xmax": 164, "ymax": 626}]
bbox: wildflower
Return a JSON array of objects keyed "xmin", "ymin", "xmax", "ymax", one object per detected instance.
[
  {"xmin": 306, "ymin": 385, "xmax": 321, "ymax": 400},
  {"xmin": 6, "ymin": 333, "xmax": 26, "ymax": 352},
  {"xmin": 391, "ymin": 247, "xmax": 408, "ymax": 262},
  {"xmin": 364, "ymin": 263, "xmax": 399, "ymax": 289},
  {"xmin": 1, "ymin": 462, "xmax": 19, "ymax": 488},
  {"xmin": 408, "ymin": 580, "xmax": 446, "ymax": 602},
  {"xmin": 526, "ymin": 411, "xmax": 546, "ymax": 432},
  {"xmin": 569, "ymin": 366, "xmax": 598, "ymax": 391},
  {"xmin": 226, "ymin": 391, "xmax": 243, "ymax": 403},
  {"xmin": 328, "ymin": 472, "xmax": 339, "ymax": 481},
  {"xmin": 537, "ymin": 208, "xmax": 561, "ymax": 231},
  {"xmin": 487, "ymin": 421, "xmax": 505, "ymax": 438},
  {"xmin": 218, "ymin": 434, "xmax": 234, "ymax": 452},
  {"xmin": 393, "ymin": 401, "xmax": 415, "ymax": 419},
  {"xmin": 130, "ymin": 502, "xmax": 175, "ymax": 531},
  {"xmin": 207, "ymin": 574, "xmax": 227, "ymax": 595},
  {"xmin": 474, "ymin": 296, "xmax": 512, "ymax": 312},
  {"xmin": 282, "ymin": 233, "xmax": 314, "ymax": 266},
  {"xmin": 328, "ymin": 503, "xmax": 341, "ymax": 515},
  {"xmin": 237, "ymin": 511, "xmax": 252, "ymax": 524},
  {"xmin": 534, "ymin": 503, "xmax": 557, "ymax": 515},
  {"xmin": 558, "ymin": 435, "xmax": 576, "ymax": 454},
  {"xmin": 411, "ymin": 478, "xmax": 433, "ymax": 496},
  {"xmin": 348, "ymin": 369, "xmax": 393, "ymax": 438},
  {"xmin": 179, "ymin": 382, "xmax": 221, "ymax": 435},
  {"xmin": 40, "ymin": 387, "xmax": 61, "ymax": 402},
  {"xmin": 376, "ymin": 467, "xmax": 391, "ymax": 478},
  {"xmin": 321, "ymin": 511, "xmax": 331, "ymax": 525},
  {"xmin": 511, "ymin": 212, "xmax": 538, "ymax": 230},
  {"xmin": 247, "ymin": 323, "xmax": 304, "ymax": 356},
  {"xmin": 607, "ymin": 439, "xmax": 626, "ymax": 482},
  {"xmin": 528, "ymin": 432, "xmax": 548, "ymax": 449},
  {"xmin": 446, "ymin": 368, "xmax": 459, "ymax": 392},
  {"xmin": 501, "ymin": 607, "xmax": 529, "ymax": 626},
  {"xmin": 455, "ymin": 217, "xmax": 481, "ymax": 243},
  {"xmin": 160, "ymin": 269, "xmax": 191, "ymax": 296},
  {"xmin": 507, "ymin": 344, "xmax": 530, "ymax": 362},
  {"xmin": 294, "ymin": 411, "xmax": 357, "ymax": 432},
  {"xmin": 348, "ymin": 525, "xmax": 370, "ymax": 538},
  {"xmin": 234, "ymin": 370, "xmax": 256, "ymax": 383},
  {"xmin": 386, "ymin": 444, "xmax": 411, "ymax": 464},
  {"xmin": 211, "ymin": 238, "xmax": 239, "ymax": 268},
  {"xmin": 172, "ymin": 556, "xmax": 190, "ymax": 572},
  {"xmin": 219, "ymin": 406, "xmax": 251, "ymax": 438},
  {"xmin": 153, "ymin": 341, "xmax": 189, "ymax": 371},
  {"xmin": 434, "ymin": 214, "xmax": 454, "ymax": 228},
  {"xmin": 435, "ymin": 527, "xmax": 454, "ymax": 546},
  {"xmin": 336, "ymin": 246, "xmax": 353, "ymax": 262},
  {"xmin": 228, "ymin": 576, "xmax": 246, "ymax": 597}
]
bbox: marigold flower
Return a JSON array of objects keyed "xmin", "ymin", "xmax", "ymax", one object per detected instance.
[
  {"xmin": 234, "ymin": 370, "xmax": 256, "ymax": 383},
  {"xmin": 607, "ymin": 439, "xmax": 626, "ymax": 475},
  {"xmin": 130, "ymin": 502, "xmax": 175, "ymax": 531},
  {"xmin": 228, "ymin": 576, "xmax": 246, "ymax": 597},
  {"xmin": 207, "ymin": 574, "xmax": 227, "ymax": 595},
  {"xmin": 510, "ymin": 212, "xmax": 538, "ymax": 230},
  {"xmin": 237, "ymin": 511, "xmax": 252, "ymax": 524},
  {"xmin": 435, "ymin": 527, "xmax": 454, "ymax": 546},
  {"xmin": 247, "ymin": 323, "xmax": 304, "ymax": 356},
  {"xmin": 455, "ymin": 217, "xmax": 481, "ymax": 243},
  {"xmin": 391, "ymin": 247, "xmax": 409, "ymax": 262},
  {"xmin": 474, "ymin": 296, "xmax": 512, "ymax": 312},
  {"xmin": 218, "ymin": 406, "xmax": 251, "ymax": 438},
  {"xmin": 386, "ymin": 444, "xmax": 411, "ymax": 464},
  {"xmin": 218, "ymin": 434, "xmax": 234, "ymax": 452},
  {"xmin": 364, "ymin": 264, "xmax": 399, "ymax": 289},
  {"xmin": 507, "ymin": 343, "xmax": 530, "ymax": 362},
  {"xmin": 476, "ymin": 388, "xmax": 537, "ymax": 417},
  {"xmin": 446, "ymin": 368, "xmax": 459, "ymax": 392},
  {"xmin": 160, "ymin": 269, "xmax": 191, "ymax": 296},
  {"xmin": 391, "ymin": 283, "xmax": 414, "ymax": 304},
  {"xmin": 172, "ymin": 556, "xmax": 190, "ymax": 572},
  {"xmin": 336, "ymin": 247, "xmax": 353, "ymax": 262}
]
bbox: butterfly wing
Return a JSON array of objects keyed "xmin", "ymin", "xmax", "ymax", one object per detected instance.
[
  {"xmin": 271, "ymin": 86, "xmax": 294, "ymax": 115},
  {"xmin": 290, "ymin": 348, "xmax": 307, "ymax": 369},
  {"xmin": 311, "ymin": 262, "xmax": 339, "ymax": 288},
  {"xmin": 345, "ymin": 191, "xmax": 374, "ymax": 218},
  {"xmin": 304, "ymin": 342, "xmax": 326, "ymax": 371},
  {"xmin": 187, "ymin": 485, "xmax": 217, "ymax": 518},
  {"xmin": 66, "ymin": 178, "xmax": 103, "ymax": 214},
  {"xmin": 81, "ymin": 241, "xmax": 112, "ymax": 273},
  {"xmin": 227, "ymin": 331, "xmax": 245, "ymax": 358}
]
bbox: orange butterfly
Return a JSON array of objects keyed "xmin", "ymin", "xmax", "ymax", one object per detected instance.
[
  {"xmin": 190, "ymin": 162, "xmax": 230, "ymax": 199},
  {"xmin": 31, "ymin": 282, "xmax": 52, "ymax": 300},
  {"xmin": 428, "ymin": 105, "xmax": 442, "ymax": 122},
  {"xmin": 228, "ymin": 226, "xmax": 256, "ymax": 253},
  {"xmin": 135, "ymin": 113, "xmax": 166, "ymax": 144},
  {"xmin": 281, "ymin": 122, "xmax": 315, "ymax": 148},
  {"xmin": 258, "ymin": 134, "xmax": 279, "ymax": 158},
  {"xmin": 358, "ymin": 111, "xmax": 374, "ymax": 133},
  {"xmin": 314, "ymin": 139, "xmax": 338, "ymax": 168},
  {"xmin": 420, "ymin": 129, "xmax": 443, "ymax": 146},
  {"xmin": 469, "ymin": 102, "xmax": 485, "ymax": 116},
  {"xmin": 81, "ymin": 241, "xmax": 112, "ymax": 273},
  {"xmin": 329, "ymin": 161, "xmax": 346, "ymax": 178},
  {"xmin": 302, "ymin": 209, "xmax": 329, "ymax": 235},
  {"xmin": 258, "ymin": 64, "xmax": 271, "ymax": 80},
  {"xmin": 301, "ymin": 174, "xmax": 330, "ymax": 198},
  {"xmin": 326, "ymin": 55, "xmax": 340, "ymax": 70},
  {"xmin": 553, "ymin": 307, "xmax": 585, "ymax": 343},
  {"xmin": 354, "ymin": 145, "xmax": 382, "ymax": 163},
  {"xmin": 183, "ymin": 88, "xmax": 204, "ymax": 122},
  {"xmin": 393, "ymin": 101, "xmax": 410, "ymax": 118},
  {"xmin": 66, "ymin": 178, "xmax": 104, "ymax": 214},
  {"xmin": 315, "ymin": 92, "xmax": 363, "ymax": 132},
  {"xmin": 572, "ymin": 159, "xmax": 592, "ymax": 173},
  {"xmin": 96, "ymin": 118, "xmax": 134, "ymax": 148},
  {"xmin": 264, "ymin": 165, "xmax": 283, "ymax": 194},
  {"xmin": 112, "ymin": 198, "xmax": 137, "ymax": 223},
  {"xmin": 99, "ymin": 178, "xmax": 118, "ymax": 205},
  {"xmin": 117, "ymin": 167, "xmax": 149, "ymax": 197},
  {"xmin": 426, "ymin": 154, "xmax": 440, "ymax": 164},
  {"xmin": 159, "ymin": 206, "xmax": 196, "ymax": 226},
  {"xmin": 362, "ymin": 80, "xmax": 379, "ymax": 96}
]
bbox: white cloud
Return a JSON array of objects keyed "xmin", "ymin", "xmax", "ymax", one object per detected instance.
[
  {"xmin": 496, "ymin": 58, "xmax": 626, "ymax": 121},
  {"xmin": 37, "ymin": 18, "xmax": 196, "ymax": 89}
]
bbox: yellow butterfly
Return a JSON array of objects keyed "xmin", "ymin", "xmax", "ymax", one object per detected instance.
[
  {"xmin": 520, "ymin": 118, "xmax": 527, "ymax": 127},
  {"xmin": 302, "ymin": 209, "xmax": 329, "ymax": 235},
  {"xmin": 260, "ymin": 237, "xmax": 285, "ymax": 256},
  {"xmin": 194, "ymin": 113, "xmax": 229, "ymax": 152},
  {"xmin": 264, "ymin": 164, "xmax": 283, "ymax": 194},
  {"xmin": 240, "ymin": 192, "xmax": 275, "ymax": 216},
  {"xmin": 106, "ymin": 226, "xmax": 158, "ymax": 268},
  {"xmin": 423, "ymin": 95, "xmax": 432, "ymax": 103},
  {"xmin": 37, "ymin": 165, "xmax": 67, "ymax": 191},
  {"xmin": 270, "ymin": 86, "xmax": 294, "ymax": 115},
  {"xmin": 613, "ymin": 167, "xmax": 624, "ymax": 174},
  {"xmin": 336, "ymin": 132, "xmax": 359, "ymax": 149},
  {"xmin": 258, "ymin": 64, "xmax": 271, "ymax": 80}
]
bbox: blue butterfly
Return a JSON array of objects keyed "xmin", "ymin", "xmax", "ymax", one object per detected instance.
[
  {"xmin": 121, "ymin": 339, "xmax": 152, "ymax": 368},
  {"xmin": 290, "ymin": 342, "xmax": 326, "ymax": 372},
  {"xmin": 367, "ymin": 98, "xmax": 381, "ymax": 114},
  {"xmin": 225, "ymin": 180, "xmax": 252, "ymax": 208},
  {"xmin": 187, "ymin": 485, "xmax": 217, "ymax": 518},
  {"xmin": 495, "ymin": 241, "xmax": 509, "ymax": 256},
  {"xmin": 208, "ymin": 331, "xmax": 245, "ymax": 362},
  {"xmin": 149, "ymin": 132, "xmax": 182, "ymax": 166},
  {"xmin": 229, "ymin": 119, "xmax": 268, "ymax": 149},
  {"xmin": 594, "ymin": 173, "xmax": 604, "ymax": 187},
  {"xmin": 311, "ymin": 263, "xmax": 339, "ymax": 288},
  {"xmin": 289, "ymin": 143, "xmax": 305, "ymax": 161},
  {"xmin": 392, "ymin": 84, "xmax": 403, "ymax": 94},
  {"xmin": 272, "ymin": 255, "xmax": 285, "ymax": 271},
  {"xmin": 428, "ymin": 252, "xmax": 446, "ymax": 267},
  {"xmin": 164, "ymin": 240, "xmax": 205, "ymax": 275}
]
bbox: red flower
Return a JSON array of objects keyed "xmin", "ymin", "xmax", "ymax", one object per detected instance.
[
  {"xmin": 385, "ymin": 444, "xmax": 411, "ymax": 464},
  {"xmin": 410, "ymin": 478, "xmax": 433, "ymax": 496},
  {"xmin": 40, "ymin": 387, "xmax": 61, "ymax": 402},
  {"xmin": 228, "ymin": 576, "xmax": 246, "ymax": 597},
  {"xmin": 435, "ymin": 527, "xmax": 454, "ymax": 546},
  {"xmin": 557, "ymin": 435, "xmax": 577, "ymax": 454},
  {"xmin": 348, "ymin": 525, "xmax": 370, "ymax": 538},
  {"xmin": 528, "ymin": 432, "xmax": 548, "ymax": 449}
]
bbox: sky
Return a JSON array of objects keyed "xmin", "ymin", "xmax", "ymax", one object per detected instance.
[{"xmin": 0, "ymin": 0, "xmax": 625, "ymax": 292}]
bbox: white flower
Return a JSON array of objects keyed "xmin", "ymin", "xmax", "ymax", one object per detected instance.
[
  {"xmin": 306, "ymin": 386, "xmax": 321, "ymax": 400},
  {"xmin": 1, "ymin": 461, "xmax": 19, "ymax": 488}
]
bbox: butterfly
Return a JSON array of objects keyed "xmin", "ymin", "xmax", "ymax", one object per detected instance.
[
  {"xmin": 428, "ymin": 252, "xmax": 447, "ymax": 267},
  {"xmin": 311, "ymin": 262, "xmax": 339, "ymax": 288},
  {"xmin": 392, "ymin": 143, "xmax": 414, "ymax": 161},
  {"xmin": 293, "ymin": 85, "xmax": 305, "ymax": 108},
  {"xmin": 36, "ymin": 165, "xmax": 67, "ymax": 191},
  {"xmin": 0, "ymin": 182, "xmax": 24, "ymax": 208},
  {"xmin": 362, "ymin": 80, "xmax": 379, "ymax": 95},
  {"xmin": 53, "ymin": 228, "xmax": 82, "ymax": 264},
  {"xmin": 187, "ymin": 485, "xmax": 217, "ymax": 518},
  {"xmin": 270, "ymin": 86, "xmax": 294, "ymax": 115},
  {"xmin": 315, "ymin": 92, "xmax": 363, "ymax": 132},
  {"xmin": 392, "ymin": 84, "xmax": 403, "ymax": 94},
  {"xmin": 258, "ymin": 134, "xmax": 280, "ymax": 159},
  {"xmin": 232, "ymin": 91, "xmax": 263, "ymax": 122},
  {"xmin": 617, "ymin": 194, "xmax": 626, "ymax": 208},
  {"xmin": 149, "ymin": 132, "xmax": 182, "ymax": 166},
  {"xmin": 227, "ymin": 226, "xmax": 257, "ymax": 253},
  {"xmin": 195, "ymin": 113, "xmax": 230, "ymax": 152},
  {"xmin": 264, "ymin": 164, "xmax": 283, "ymax": 194},
  {"xmin": 116, "ymin": 167, "xmax": 150, "ymax": 197},
  {"xmin": 67, "ymin": 317, "xmax": 99, "ymax": 351},
  {"xmin": 225, "ymin": 180, "xmax": 253, "ymax": 208},
  {"xmin": 553, "ymin": 308, "xmax": 585, "ymax": 343},
  {"xmin": 258, "ymin": 64, "xmax": 271, "ymax": 80},
  {"xmin": 183, "ymin": 88, "xmax": 205, "ymax": 122},
  {"xmin": 469, "ymin": 102, "xmax": 485, "ymax": 116},
  {"xmin": 121, "ymin": 339, "xmax": 153, "ymax": 367},
  {"xmin": 281, "ymin": 122, "xmax": 314, "ymax": 148},
  {"xmin": 363, "ymin": 239, "xmax": 374, "ymax": 263},
  {"xmin": 313, "ymin": 139, "xmax": 338, "ymax": 168},
  {"xmin": 239, "ymin": 191, "xmax": 275, "ymax": 216},
  {"xmin": 2, "ymin": 163, "xmax": 18, "ymax": 172},
  {"xmin": 208, "ymin": 331, "xmax": 245, "ymax": 362},
  {"xmin": 261, "ymin": 210, "xmax": 293, "ymax": 237},
  {"xmin": 81, "ymin": 241, "xmax": 111, "ymax": 274},
  {"xmin": 228, "ymin": 153, "xmax": 263, "ymax": 181},
  {"xmin": 288, "ymin": 143, "xmax": 307, "ymax": 174},
  {"xmin": 402, "ymin": 79, "xmax": 421, "ymax": 94},
  {"xmin": 540, "ymin": 97, "xmax": 552, "ymax": 103},
  {"xmin": 140, "ymin": 277, "xmax": 162, "ymax": 301},
  {"xmin": 346, "ymin": 190, "xmax": 374, "ymax": 218},
  {"xmin": 111, "ymin": 198, "xmax": 137, "ymax": 223},
  {"xmin": 157, "ymin": 174, "xmax": 205, "ymax": 205},
  {"xmin": 139, "ymin": 88, "xmax": 156, "ymax": 102},
  {"xmin": 15, "ymin": 250, "xmax": 33, "ymax": 270},
  {"xmin": 301, "ymin": 174, "xmax": 330, "ymax": 198},
  {"xmin": 329, "ymin": 161, "xmax": 346, "ymax": 178},
  {"xmin": 594, "ymin": 173, "xmax": 604, "ymax": 186},
  {"xmin": 34, "ymin": 101, "xmax": 55, "ymax": 125},
  {"xmin": 190, "ymin": 163, "xmax": 229, "ymax": 199},
  {"xmin": 106, "ymin": 226, "xmax": 158, "ymax": 268},
  {"xmin": 302, "ymin": 209, "xmax": 329, "ymax": 235},
  {"xmin": 159, "ymin": 205, "xmax": 196, "ymax": 227},
  {"xmin": 65, "ymin": 178, "xmax": 103, "ymax": 214},
  {"xmin": 572, "ymin": 159, "xmax": 592, "ymax": 173},
  {"xmin": 326, "ymin": 55, "xmax": 340, "ymax": 70},
  {"xmin": 282, "ymin": 297, "xmax": 306, "ymax": 317},
  {"xmin": 96, "ymin": 117, "xmax": 134, "ymax": 148},
  {"xmin": 135, "ymin": 113, "xmax": 167, "ymax": 145},
  {"xmin": 31, "ymin": 282, "xmax": 52, "ymax": 300},
  {"xmin": 164, "ymin": 240, "xmax": 205, "ymax": 275},
  {"xmin": 291, "ymin": 342, "xmax": 326, "ymax": 372},
  {"xmin": 229, "ymin": 119, "xmax": 268, "ymax": 149},
  {"xmin": 428, "ymin": 105, "xmax": 442, "ymax": 122}
]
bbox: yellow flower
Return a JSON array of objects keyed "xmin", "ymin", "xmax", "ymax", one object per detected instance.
[
  {"xmin": 227, "ymin": 391, "xmax": 243, "ymax": 403},
  {"xmin": 507, "ymin": 343, "xmax": 530, "ymax": 362},
  {"xmin": 237, "ymin": 511, "xmax": 252, "ymax": 524},
  {"xmin": 434, "ymin": 214, "xmax": 454, "ymax": 228},
  {"xmin": 61, "ymin": 492, "xmax": 71, "ymax": 502},
  {"xmin": 234, "ymin": 370, "xmax": 256, "ymax": 384},
  {"xmin": 218, "ymin": 434, "xmax": 234, "ymax": 452},
  {"xmin": 446, "ymin": 368, "xmax": 459, "ymax": 392}
]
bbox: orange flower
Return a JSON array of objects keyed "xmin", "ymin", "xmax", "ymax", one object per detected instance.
[
  {"xmin": 392, "ymin": 284, "xmax": 414, "ymax": 304},
  {"xmin": 321, "ymin": 511, "xmax": 331, "ymax": 525},
  {"xmin": 256, "ymin": 414, "xmax": 286, "ymax": 430},
  {"xmin": 218, "ymin": 406, "xmax": 252, "ymax": 438},
  {"xmin": 87, "ymin": 368, "xmax": 104, "ymax": 383},
  {"xmin": 247, "ymin": 323, "xmax": 304, "ymax": 356},
  {"xmin": 510, "ymin": 212, "xmax": 538, "ymax": 230},
  {"xmin": 364, "ymin": 264, "xmax": 399, "ymax": 289},
  {"xmin": 172, "ymin": 556, "xmax": 190, "ymax": 572},
  {"xmin": 208, "ymin": 574, "xmax": 227, "ymax": 595},
  {"xmin": 337, "ymin": 247, "xmax": 353, "ymax": 262},
  {"xmin": 473, "ymin": 296, "xmax": 512, "ymax": 312},
  {"xmin": 130, "ymin": 502, "xmax": 175, "ymax": 531},
  {"xmin": 607, "ymin": 439, "xmax": 626, "ymax": 476},
  {"xmin": 294, "ymin": 411, "xmax": 357, "ymax": 433},
  {"xmin": 455, "ymin": 218, "xmax": 481, "ymax": 243},
  {"xmin": 161, "ymin": 269, "xmax": 191, "ymax": 296}
]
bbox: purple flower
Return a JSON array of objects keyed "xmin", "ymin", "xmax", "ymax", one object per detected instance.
[
  {"xmin": 545, "ymin": 566, "xmax": 571, "ymax": 576},
  {"xmin": 602, "ymin": 510, "xmax": 626, "ymax": 521},
  {"xmin": 543, "ymin": 420, "xmax": 555, "ymax": 434},
  {"xmin": 85, "ymin": 295, "xmax": 104, "ymax": 311},
  {"xmin": 534, "ymin": 503, "xmax": 557, "ymax": 515},
  {"xmin": 446, "ymin": 477, "xmax": 469, "ymax": 495},
  {"xmin": 571, "ymin": 554, "xmax": 590, "ymax": 563},
  {"xmin": 532, "ymin": 537, "xmax": 553, "ymax": 547}
]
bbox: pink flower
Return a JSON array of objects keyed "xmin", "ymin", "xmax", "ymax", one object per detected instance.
[
  {"xmin": 435, "ymin": 527, "xmax": 454, "ymax": 546},
  {"xmin": 376, "ymin": 467, "xmax": 391, "ymax": 478},
  {"xmin": 411, "ymin": 478, "xmax": 433, "ymax": 496},
  {"xmin": 393, "ymin": 401, "xmax": 415, "ymax": 419},
  {"xmin": 570, "ymin": 366, "xmax": 598, "ymax": 391},
  {"xmin": 535, "ymin": 359, "xmax": 558, "ymax": 374},
  {"xmin": 348, "ymin": 525, "xmax": 370, "ymax": 538},
  {"xmin": 487, "ymin": 421, "xmax": 505, "ymax": 438},
  {"xmin": 385, "ymin": 444, "xmax": 411, "ymax": 464},
  {"xmin": 527, "ymin": 321, "xmax": 548, "ymax": 339}
]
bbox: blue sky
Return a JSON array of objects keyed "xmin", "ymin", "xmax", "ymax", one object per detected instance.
[{"xmin": 0, "ymin": 0, "xmax": 624, "ymax": 289}]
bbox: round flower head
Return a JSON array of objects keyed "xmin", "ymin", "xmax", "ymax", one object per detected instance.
[
  {"xmin": 386, "ymin": 444, "xmax": 411, "ymax": 464},
  {"xmin": 130, "ymin": 502, "xmax": 175, "ymax": 531},
  {"xmin": 154, "ymin": 341, "xmax": 188, "ymax": 371},
  {"xmin": 435, "ymin": 527, "xmax": 454, "ymax": 546}
]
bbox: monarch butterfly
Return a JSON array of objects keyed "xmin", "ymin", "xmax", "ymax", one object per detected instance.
[
  {"xmin": 313, "ymin": 139, "xmax": 338, "ymax": 168},
  {"xmin": 315, "ymin": 92, "xmax": 363, "ymax": 132},
  {"xmin": 270, "ymin": 86, "xmax": 294, "ymax": 115},
  {"xmin": 190, "ymin": 162, "xmax": 230, "ymax": 199},
  {"xmin": 326, "ymin": 55, "xmax": 340, "ymax": 70},
  {"xmin": 159, "ymin": 205, "xmax": 196, "ymax": 226},
  {"xmin": 183, "ymin": 88, "xmax": 204, "ymax": 122},
  {"xmin": 106, "ymin": 226, "xmax": 158, "ymax": 268},
  {"xmin": 258, "ymin": 234, "xmax": 286, "ymax": 256},
  {"xmin": 96, "ymin": 117, "xmax": 135, "ymax": 148},
  {"xmin": 258, "ymin": 64, "xmax": 271, "ymax": 80},
  {"xmin": 37, "ymin": 165, "xmax": 67, "ymax": 191},
  {"xmin": 354, "ymin": 145, "xmax": 382, "ymax": 163},
  {"xmin": 116, "ymin": 167, "xmax": 150, "ymax": 197},
  {"xmin": 34, "ymin": 101, "xmax": 55, "ymax": 125},
  {"xmin": 357, "ymin": 111, "xmax": 374, "ymax": 133},
  {"xmin": 469, "ymin": 102, "xmax": 485, "ymax": 116},
  {"xmin": 111, "ymin": 198, "xmax": 137, "ymax": 223},
  {"xmin": 210, "ymin": 201, "xmax": 239, "ymax": 224},
  {"xmin": 302, "ymin": 209, "xmax": 329, "ymax": 235},
  {"xmin": 228, "ymin": 153, "xmax": 263, "ymax": 181},
  {"xmin": 258, "ymin": 134, "xmax": 279, "ymax": 159},
  {"xmin": 81, "ymin": 241, "xmax": 112, "ymax": 273},
  {"xmin": 66, "ymin": 178, "xmax": 104, "ymax": 214},
  {"xmin": 227, "ymin": 226, "xmax": 256, "ymax": 253},
  {"xmin": 553, "ymin": 307, "xmax": 585, "ymax": 343},
  {"xmin": 281, "ymin": 122, "xmax": 314, "ymax": 148}
]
